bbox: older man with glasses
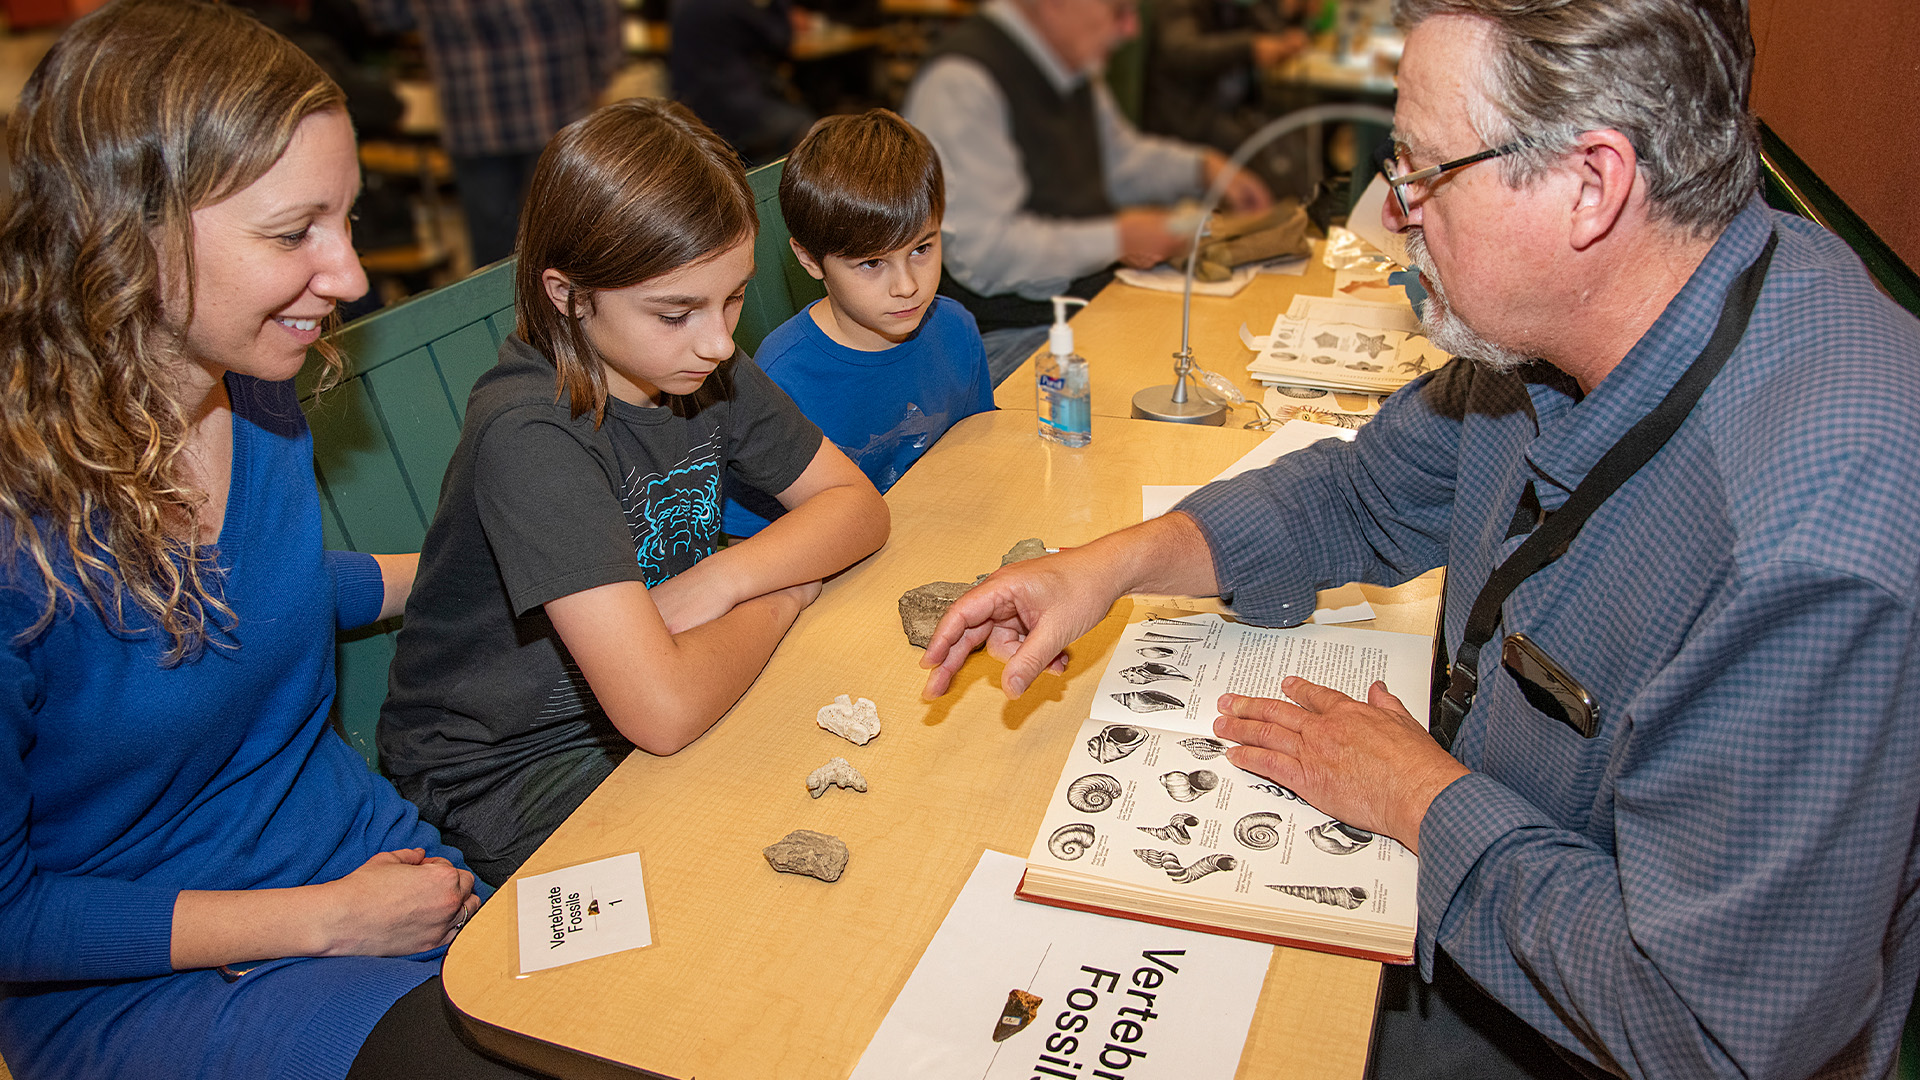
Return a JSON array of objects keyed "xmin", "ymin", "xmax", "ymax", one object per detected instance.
[{"xmin": 921, "ymin": 2, "xmax": 1920, "ymax": 1077}]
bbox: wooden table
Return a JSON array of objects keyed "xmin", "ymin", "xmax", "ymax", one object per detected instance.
[{"xmin": 442, "ymin": 409, "xmax": 1440, "ymax": 1079}]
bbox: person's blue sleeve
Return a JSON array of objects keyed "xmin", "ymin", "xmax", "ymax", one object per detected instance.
[
  {"xmin": 0, "ymin": 637, "xmax": 177, "ymax": 982},
  {"xmin": 326, "ymin": 550, "xmax": 386, "ymax": 631}
]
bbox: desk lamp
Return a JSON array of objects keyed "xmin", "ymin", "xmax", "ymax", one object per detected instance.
[{"xmin": 1133, "ymin": 102, "xmax": 1398, "ymax": 425}]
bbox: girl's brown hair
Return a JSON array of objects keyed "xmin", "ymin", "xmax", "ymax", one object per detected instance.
[
  {"xmin": 515, "ymin": 98, "xmax": 757, "ymax": 421},
  {"xmin": 0, "ymin": 0, "xmax": 346, "ymax": 663}
]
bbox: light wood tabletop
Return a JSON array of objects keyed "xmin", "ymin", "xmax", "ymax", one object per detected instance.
[{"xmin": 441, "ymin": 408, "xmax": 1440, "ymax": 1080}]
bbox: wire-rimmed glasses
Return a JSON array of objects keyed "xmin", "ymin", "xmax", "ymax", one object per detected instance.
[{"xmin": 1379, "ymin": 142, "xmax": 1520, "ymax": 217}]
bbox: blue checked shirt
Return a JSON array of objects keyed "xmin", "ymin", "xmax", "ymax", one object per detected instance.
[
  {"xmin": 1179, "ymin": 199, "xmax": 1920, "ymax": 1079},
  {"xmin": 359, "ymin": 0, "xmax": 622, "ymax": 158}
]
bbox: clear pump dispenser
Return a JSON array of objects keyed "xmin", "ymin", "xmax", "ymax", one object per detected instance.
[{"xmin": 1036, "ymin": 295, "xmax": 1091, "ymax": 447}]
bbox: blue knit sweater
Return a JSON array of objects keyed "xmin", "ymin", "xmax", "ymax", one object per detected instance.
[{"xmin": 0, "ymin": 375, "xmax": 476, "ymax": 1080}]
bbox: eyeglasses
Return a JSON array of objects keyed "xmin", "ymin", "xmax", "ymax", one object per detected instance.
[{"xmin": 1378, "ymin": 142, "xmax": 1520, "ymax": 217}]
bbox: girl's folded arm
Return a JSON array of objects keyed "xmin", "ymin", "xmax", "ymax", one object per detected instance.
[
  {"xmin": 650, "ymin": 440, "xmax": 889, "ymax": 633},
  {"xmin": 546, "ymin": 575, "xmax": 822, "ymax": 755}
]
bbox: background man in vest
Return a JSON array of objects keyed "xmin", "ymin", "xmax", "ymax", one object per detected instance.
[
  {"xmin": 902, "ymin": 0, "xmax": 1271, "ymax": 384},
  {"xmin": 920, "ymin": 0, "xmax": 1920, "ymax": 1076}
]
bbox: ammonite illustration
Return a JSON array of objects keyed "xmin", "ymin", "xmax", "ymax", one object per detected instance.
[
  {"xmin": 1137, "ymin": 813, "xmax": 1199, "ymax": 844},
  {"xmin": 1113, "ymin": 690, "xmax": 1185, "ymax": 713},
  {"xmin": 1139, "ymin": 631, "xmax": 1203, "ymax": 643},
  {"xmin": 1307, "ymin": 820, "xmax": 1375, "ymax": 855},
  {"xmin": 1160, "ymin": 769, "xmax": 1220, "ymax": 802},
  {"xmin": 1248, "ymin": 780, "xmax": 1306, "ymax": 803},
  {"xmin": 1136, "ymin": 646, "xmax": 1176, "ymax": 659},
  {"xmin": 1178, "ymin": 737, "xmax": 1229, "ymax": 760},
  {"xmin": 1119, "ymin": 662, "xmax": 1191, "ymax": 684},
  {"xmin": 1232, "ymin": 812, "xmax": 1285, "ymax": 850},
  {"xmin": 1266, "ymin": 885, "xmax": 1368, "ymax": 909},
  {"xmin": 1048, "ymin": 823, "xmax": 1098, "ymax": 861},
  {"xmin": 1086, "ymin": 724, "xmax": 1146, "ymax": 763},
  {"xmin": 1066, "ymin": 773, "xmax": 1124, "ymax": 813}
]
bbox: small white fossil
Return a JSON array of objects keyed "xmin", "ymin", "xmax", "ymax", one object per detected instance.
[
  {"xmin": 816, "ymin": 694, "xmax": 882, "ymax": 745},
  {"xmin": 807, "ymin": 757, "xmax": 868, "ymax": 799}
]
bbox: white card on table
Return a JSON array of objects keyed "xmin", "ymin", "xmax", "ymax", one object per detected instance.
[{"xmin": 514, "ymin": 852, "xmax": 653, "ymax": 975}]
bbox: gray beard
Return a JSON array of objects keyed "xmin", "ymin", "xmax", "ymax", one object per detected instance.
[{"xmin": 1403, "ymin": 230, "xmax": 1535, "ymax": 374}]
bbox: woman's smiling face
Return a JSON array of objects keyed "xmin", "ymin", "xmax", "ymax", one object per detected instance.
[{"xmin": 173, "ymin": 108, "xmax": 368, "ymax": 385}]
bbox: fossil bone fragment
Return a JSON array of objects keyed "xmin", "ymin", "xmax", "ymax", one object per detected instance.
[
  {"xmin": 1233, "ymin": 812, "xmax": 1285, "ymax": 850},
  {"xmin": 1307, "ymin": 820, "xmax": 1374, "ymax": 856},
  {"xmin": 762, "ymin": 829, "xmax": 850, "ymax": 882},
  {"xmin": 1179, "ymin": 737, "xmax": 1229, "ymax": 760},
  {"xmin": 1119, "ymin": 662, "xmax": 1191, "ymax": 684},
  {"xmin": 816, "ymin": 694, "xmax": 881, "ymax": 745},
  {"xmin": 993, "ymin": 989, "xmax": 1043, "ymax": 1042},
  {"xmin": 1066, "ymin": 773, "xmax": 1123, "ymax": 813},
  {"xmin": 806, "ymin": 757, "xmax": 868, "ymax": 799},
  {"xmin": 1112, "ymin": 689, "xmax": 1185, "ymax": 713},
  {"xmin": 1138, "ymin": 813, "xmax": 1199, "ymax": 843},
  {"xmin": 1266, "ymin": 884, "xmax": 1368, "ymax": 909},
  {"xmin": 1160, "ymin": 769, "xmax": 1220, "ymax": 802},
  {"xmin": 1086, "ymin": 724, "xmax": 1146, "ymax": 763},
  {"xmin": 1048, "ymin": 823, "xmax": 1098, "ymax": 860}
]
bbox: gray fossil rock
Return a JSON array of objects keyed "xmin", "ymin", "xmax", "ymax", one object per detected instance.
[
  {"xmin": 763, "ymin": 829, "xmax": 850, "ymax": 882},
  {"xmin": 899, "ymin": 539, "xmax": 1048, "ymax": 648}
]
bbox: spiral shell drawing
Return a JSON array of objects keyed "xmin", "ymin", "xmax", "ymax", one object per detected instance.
[
  {"xmin": 1112, "ymin": 690, "xmax": 1185, "ymax": 713},
  {"xmin": 1248, "ymin": 781, "xmax": 1306, "ymax": 803},
  {"xmin": 1086, "ymin": 724, "xmax": 1146, "ymax": 763},
  {"xmin": 1119, "ymin": 662, "xmax": 1191, "ymax": 685},
  {"xmin": 1307, "ymin": 820, "xmax": 1375, "ymax": 856},
  {"xmin": 1067, "ymin": 773, "xmax": 1124, "ymax": 813},
  {"xmin": 1169, "ymin": 853, "xmax": 1237, "ymax": 884},
  {"xmin": 1136, "ymin": 646, "xmax": 1176, "ymax": 659},
  {"xmin": 1179, "ymin": 737, "xmax": 1229, "ymax": 760},
  {"xmin": 1233, "ymin": 812, "xmax": 1285, "ymax": 850},
  {"xmin": 1160, "ymin": 769, "xmax": 1220, "ymax": 802},
  {"xmin": 1137, "ymin": 813, "xmax": 1199, "ymax": 844},
  {"xmin": 1048, "ymin": 823, "xmax": 1098, "ymax": 861},
  {"xmin": 1266, "ymin": 885, "xmax": 1368, "ymax": 910},
  {"xmin": 1133, "ymin": 848, "xmax": 1183, "ymax": 871}
]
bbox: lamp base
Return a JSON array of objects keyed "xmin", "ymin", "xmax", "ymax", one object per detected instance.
[{"xmin": 1132, "ymin": 385, "xmax": 1228, "ymax": 425}]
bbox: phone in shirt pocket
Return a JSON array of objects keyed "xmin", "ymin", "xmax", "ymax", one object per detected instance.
[{"xmin": 1501, "ymin": 632, "xmax": 1599, "ymax": 738}]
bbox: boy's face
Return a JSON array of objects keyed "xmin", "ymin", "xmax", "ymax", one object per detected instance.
[{"xmin": 793, "ymin": 221, "xmax": 942, "ymax": 351}]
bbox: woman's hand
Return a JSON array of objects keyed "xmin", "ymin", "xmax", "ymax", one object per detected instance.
[{"xmin": 315, "ymin": 848, "xmax": 481, "ymax": 956}]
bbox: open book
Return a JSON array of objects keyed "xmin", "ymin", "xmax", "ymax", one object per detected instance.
[{"xmin": 1019, "ymin": 614, "xmax": 1431, "ymax": 963}]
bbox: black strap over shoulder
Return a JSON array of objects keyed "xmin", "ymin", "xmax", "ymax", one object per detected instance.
[{"xmin": 1431, "ymin": 232, "xmax": 1778, "ymax": 752}]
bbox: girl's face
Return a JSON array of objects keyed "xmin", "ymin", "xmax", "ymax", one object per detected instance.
[
  {"xmin": 174, "ymin": 109, "xmax": 367, "ymax": 388},
  {"xmin": 548, "ymin": 237, "xmax": 755, "ymax": 408}
]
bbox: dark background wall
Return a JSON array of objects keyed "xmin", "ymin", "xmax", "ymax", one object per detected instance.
[{"xmin": 1749, "ymin": 0, "xmax": 1917, "ymax": 272}]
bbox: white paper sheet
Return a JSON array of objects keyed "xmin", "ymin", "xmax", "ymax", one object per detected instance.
[
  {"xmin": 1114, "ymin": 254, "xmax": 1309, "ymax": 297},
  {"xmin": 515, "ymin": 853, "xmax": 653, "ymax": 975},
  {"xmin": 850, "ymin": 849, "xmax": 1271, "ymax": 1080}
]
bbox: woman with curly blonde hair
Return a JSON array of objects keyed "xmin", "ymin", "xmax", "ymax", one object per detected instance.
[{"xmin": 0, "ymin": 3, "xmax": 541, "ymax": 1078}]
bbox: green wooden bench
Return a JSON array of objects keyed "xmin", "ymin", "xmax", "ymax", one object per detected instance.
[{"xmin": 307, "ymin": 160, "xmax": 812, "ymax": 772}]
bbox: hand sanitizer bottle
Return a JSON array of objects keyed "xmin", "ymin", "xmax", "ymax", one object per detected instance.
[{"xmin": 1037, "ymin": 295, "xmax": 1091, "ymax": 447}]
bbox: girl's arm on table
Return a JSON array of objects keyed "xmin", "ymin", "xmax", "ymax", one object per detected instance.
[
  {"xmin": 649, "ymin": 440, "xmax": 889, "ymax": 634},
  {"xmin": 545, "ymin": 575, "xmax": 823, "ymax": 755}
]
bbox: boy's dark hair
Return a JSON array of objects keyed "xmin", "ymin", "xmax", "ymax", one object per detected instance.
[
  {"xmin": 515, "ymin": 98, "xmax": 756, "ymax": 421},
  {"xmin": 779, "ymin": 109, "xmax": 945, "ymax": 261}
]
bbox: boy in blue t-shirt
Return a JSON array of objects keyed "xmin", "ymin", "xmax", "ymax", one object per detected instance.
[{"xmin": 723, "ymin": 108, "xmax": 993, "ymax": 537}]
